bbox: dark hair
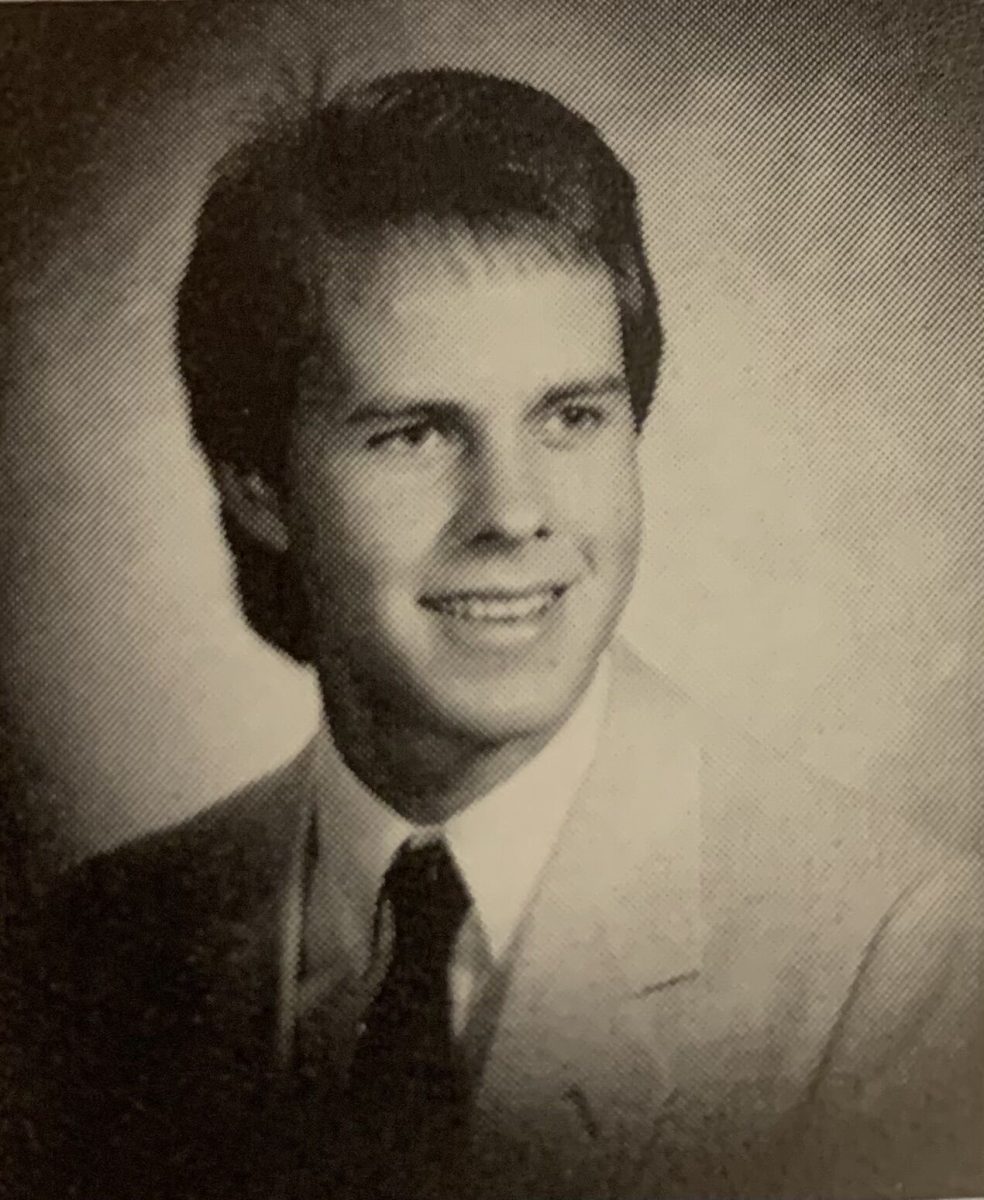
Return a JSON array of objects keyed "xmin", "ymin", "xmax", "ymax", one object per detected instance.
[{"xmin": 176, "ymin": 67, "xmax": 662, "ymax": 660}]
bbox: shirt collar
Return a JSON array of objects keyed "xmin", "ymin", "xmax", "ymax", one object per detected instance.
[{"xmin": 310, "ymin": 654, "xmax": 611, "ymax": 962}]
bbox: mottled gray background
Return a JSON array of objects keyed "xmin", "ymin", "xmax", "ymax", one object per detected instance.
[{"xmin": 0, "ymin": 0, "xmax": 980, "ymax": 890}]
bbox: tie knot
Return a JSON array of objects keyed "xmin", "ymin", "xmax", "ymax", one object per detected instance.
[{"xmin": 383, "ymin": 837, "xmax": 471, "ymax": 950}]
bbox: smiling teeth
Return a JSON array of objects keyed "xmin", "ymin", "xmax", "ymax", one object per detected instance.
[{"xmin": 429, "ymin": 590, "xmax": 559, "ymax": 622}]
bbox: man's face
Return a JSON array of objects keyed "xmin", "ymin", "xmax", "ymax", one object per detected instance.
[{"xmin": 284, "ymin": 234, "xmax": 643, "ymax": 745}]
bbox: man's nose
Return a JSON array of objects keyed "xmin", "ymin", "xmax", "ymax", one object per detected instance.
[{"xmin": 459, "ymin": 437, "xmax": 551, "ymax": 547}]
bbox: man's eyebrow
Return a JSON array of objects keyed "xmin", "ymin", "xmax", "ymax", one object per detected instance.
[
  {"xmin": 344, "ymin": 400, "xmax": 463, "ymax": 425},
  {"xmin": 344, "ymin": 376, "xmax": 629, "ymax": 424},
  {"xmin": 541, "ymin": 374, "xmax": 629, "ymax": 404}
]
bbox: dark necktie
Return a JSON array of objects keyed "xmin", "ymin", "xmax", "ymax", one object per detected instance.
[{"xmin": 339, "ymin": 837, "xmax": 473, "ymax": 1197}]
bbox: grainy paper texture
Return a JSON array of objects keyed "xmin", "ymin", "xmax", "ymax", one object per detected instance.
[{"xmin": 0, "ymin": 2, "xmax": 980, "ymax": 1197}]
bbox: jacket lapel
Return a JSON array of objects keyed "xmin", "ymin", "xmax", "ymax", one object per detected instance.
[
  {"xmin": 471, "ymin": 645, "xmax": 705, "ymax": 1198},
  {"xmin": 211, "ymin": 646, "xmax": 705, "ymax": 1195},
  {"xmin": 190, "ymin": 749, "xmax": 316, "ymax": 1080}
]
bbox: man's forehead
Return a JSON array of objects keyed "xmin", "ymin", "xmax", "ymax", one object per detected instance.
[
  {"xmin": 283, "ymin": 217, "xmax": 626, "ymax": 419},
  {"xmin": 299, "ymin": 262, "xmax": 621, "ymax": 420}
]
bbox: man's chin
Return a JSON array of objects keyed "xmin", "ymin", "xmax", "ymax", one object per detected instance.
[
  {"xmin": 334, "ymin": 637, "xmax": 601, "ymax": 747},
  {"xmin": 415, "ymin": 678, "xmax": 587, "ymax": 749}
]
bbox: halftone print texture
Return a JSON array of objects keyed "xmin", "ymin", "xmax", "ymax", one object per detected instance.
[
  {"xmin": 1, "ymin": 0, "xmax": 980, "ymax": 868},
  {"xmin": 0, "ymin": 6, "xmax": 981, "ymax": 1199}
]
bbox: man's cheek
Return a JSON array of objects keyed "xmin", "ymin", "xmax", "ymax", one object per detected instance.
[
  {"xmin": 310, "ymin": 524, "xmax": 417, "ymax": 630},
  {"xmin": 573, "ymin": 489, "xmax": 640, "ymax": 557},
  {"xmin": 610, "ymin": 468, "xmax": 644, "ymax": 543}
]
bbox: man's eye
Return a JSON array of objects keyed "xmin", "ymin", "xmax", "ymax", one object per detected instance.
[
  {"xmin": 544, "ymin": 404, "xmax": 605, "ymax": 438},
  {"xmin": 366, "ymin": 422, "xmax": 443, "ymax": 452}
]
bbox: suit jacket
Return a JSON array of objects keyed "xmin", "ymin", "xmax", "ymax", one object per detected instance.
[{"xmin": 13, "ymin": 644, "xmax": 983, "ymax": 1200}]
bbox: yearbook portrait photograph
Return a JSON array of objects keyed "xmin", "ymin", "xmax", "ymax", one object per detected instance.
[{"xmin": 0, "ymin": 1, "xmax": 981, "ymax": 1198}]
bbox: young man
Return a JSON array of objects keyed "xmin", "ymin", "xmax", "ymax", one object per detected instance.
[{"xmin": 22, "ymin": 68, "xmax": 982, "ymax": 1200}]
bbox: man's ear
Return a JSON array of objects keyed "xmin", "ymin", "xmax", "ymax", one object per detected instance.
[{"xmin": 214, "ymin": 462, "xmax": 290, "ymax": 554}]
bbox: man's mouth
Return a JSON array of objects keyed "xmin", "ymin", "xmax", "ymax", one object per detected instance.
[{"xmin": 421, "ymin": 584, "xmax": 567, "ymax": 623}]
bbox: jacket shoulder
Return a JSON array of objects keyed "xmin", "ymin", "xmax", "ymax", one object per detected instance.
[
  {"xmin": 36, "ymin": 744, "xmax": 312, "ymax": 972},
  {"xmin": 614, "ymin": 641, "xmax": 975, "ymax": 940}
]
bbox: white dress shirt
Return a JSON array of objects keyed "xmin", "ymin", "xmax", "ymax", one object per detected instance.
[{"xmin": 296, "ymin": 656, "xmax": 611, "ymax": 1063}]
